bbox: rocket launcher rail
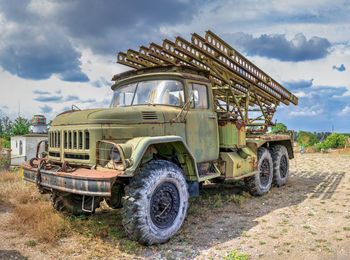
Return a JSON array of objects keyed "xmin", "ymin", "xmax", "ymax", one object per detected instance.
[{"xmin": 116, "ymin": 31, "xmax": 298, "ymax": 134}]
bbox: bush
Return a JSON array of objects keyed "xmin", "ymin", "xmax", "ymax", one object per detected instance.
[
  {"xmin": 297, "ymin": 131, "xmax": 318, "ymax": 147},
  {"xmin": 271, "ymin": 123, "xmax": 288, "ymax": 134},
  {"xmin": 315, "ymin": 133, "xmax": 347, "ymax": 151}
]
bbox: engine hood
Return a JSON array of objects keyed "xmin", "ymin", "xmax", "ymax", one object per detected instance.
[{"xmin": 51, "ymin": 106, "xmax": 169, "ymax": 126}]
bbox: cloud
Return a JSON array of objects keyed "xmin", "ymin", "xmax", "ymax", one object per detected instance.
[
  {"xmin": 289, "ymin": 107, "xmax": 323, "ymax": 117},
  {"xmin": 40, "ymin": 105, "xmax": 53, "ymax": 114},
  {"xmin": 33, "ymin": 90, "xmax": 50, "ymax": 95},
  {"xmin": 34, "ymin": 95, "xmax": 63, "ymax": 103},
  {"xmin": 339, "ymin": 105, "xmax": 350, "ymax": 116},
  {"xmin": 64, "ymin": 95, "xmax": 96, "ymax": 104},
  {"xmin": 332, "ymin": 64, "xmax": 346, "ymax": 72},
  {"xmin": 51, "ymin": 0, "xmax": 200, "ymax": 54},
  {"xmin": 91, "ymin": 77, "xmax": 111, "ymax": 88},
  {"xmin": 0, "ymin": 1, "xmax": 89, "ymax": 82},
  {"xmin": 227, "ymin": 33, "xmax": 331, "ymax": 61},
  {"xmin": 64, "ymin": 95, "xmax": 80, "ymax": 102},
  {"xmin": 283, "ymin": 79, "xmax": 314, "ymax": 90}
]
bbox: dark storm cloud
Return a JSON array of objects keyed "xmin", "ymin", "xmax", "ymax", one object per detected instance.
[
  {"xmin": 332, "ymin": 64, "xmax": 346, "ymax": 72},
  {"xmin": 0, "ymin": 1, "xmax": 89, "ymax": 82},
  {"xmin": 0, "ymin": 0, "xmax": 199, "ymax": 80},
  {"xmin": 40, "ymin": 105, "xmax": 53, "ymax": 114},
  {"xmin": 226, "ymin": 33, "xmax": 331, "ymax": 61},
  {"xmin": 52, "ymin": 0, "xmax": 200, "ymax": 54}
]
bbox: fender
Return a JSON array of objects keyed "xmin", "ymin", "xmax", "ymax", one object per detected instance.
[{"xmin": 120, "ymin": 136, "xmax": 199, "ymax": 181}]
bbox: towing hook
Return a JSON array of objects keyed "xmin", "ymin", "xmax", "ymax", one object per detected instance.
[{"xmin": 35, "ymin": 160, "xmax": 47, "ymax": 194}]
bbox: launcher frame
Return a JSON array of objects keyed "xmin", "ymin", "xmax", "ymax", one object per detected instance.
[{"xmin": 116, "ymin": 31, "xmax": 298, "ymax": 134}]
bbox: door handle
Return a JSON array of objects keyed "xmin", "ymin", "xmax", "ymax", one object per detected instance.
[{"xmin": 208, "ymin": 115, "xmax": 217, "ymax": 119}]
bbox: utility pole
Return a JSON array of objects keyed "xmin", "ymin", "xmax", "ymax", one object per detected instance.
[{"xmin": 18, "ymin": 101, "xmax": 21, "ymax": 118}]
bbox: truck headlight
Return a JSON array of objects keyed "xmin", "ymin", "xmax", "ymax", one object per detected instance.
[{"xmin": 109, "ymin": 147, "xmax": 121, "ymax": 164}]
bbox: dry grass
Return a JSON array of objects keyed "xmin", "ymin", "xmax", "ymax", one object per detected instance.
[
  {"xmin": 11, "ymin": 202, "xmax": 69, "ymax": 242},
  {"xmin": 0, "ymin": 170, "xmax": 69, "ymax": 243},
  {"xmin": 0, "ymin": 170, "xmax": 22, "ymax": 183},
  {"xmin": 0, "ymin": 171, "xmax": 43, "ymax": 205}
]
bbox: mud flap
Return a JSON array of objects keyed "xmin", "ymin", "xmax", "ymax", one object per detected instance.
[{"xmin": 187, "ymin": 181, "xmax": 199, "ymax": 197}]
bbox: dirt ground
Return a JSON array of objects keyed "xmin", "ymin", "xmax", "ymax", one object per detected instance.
[{"xmin": 1, "ymin": 153, "xmax": 350, "ymax": 259}]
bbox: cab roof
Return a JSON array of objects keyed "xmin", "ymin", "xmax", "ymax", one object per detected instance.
[{"xmin": 112, "ymin": 65, "xmax": 210, "ymax": 84}]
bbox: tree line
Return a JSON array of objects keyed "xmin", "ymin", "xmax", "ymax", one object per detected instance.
[
  {"xmin": 271, "ymin": 123, "xmax": 350, "ymax": 151},
  {"xmin": 0, "ymin": 115, "xmax": 31, "ymax": 148}
]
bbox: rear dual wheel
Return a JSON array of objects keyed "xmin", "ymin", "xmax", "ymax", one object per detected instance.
[
  {"xmin": 245, "ymin": 147, "xmax": 273, "ymax": 196},
  {"xmin": 245, "ymin": 145, "xmax": 290, "ymax": 196}
]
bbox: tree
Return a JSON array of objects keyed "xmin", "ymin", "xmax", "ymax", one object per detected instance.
[
  {"xmin": 271, "ymin": 123, "xmax": 288, "ymax": 134},
  {"xmin": 11, "ymin": 117, "xmax": 30, "ymax": 136},
  {"xmin": 297, "ymin": 131, "xmax": 318, "ymax": 147},
  {"xmin": 316, "ymin": 133, "xmax": 347, "ymax": 150}
]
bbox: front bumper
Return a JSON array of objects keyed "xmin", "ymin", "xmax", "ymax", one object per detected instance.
[{"xmin": 22, "ymin": 164, "xmax": 121, "ymax": 197}]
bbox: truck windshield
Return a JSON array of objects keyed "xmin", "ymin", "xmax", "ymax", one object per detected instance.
[{"xmin": 110, "ymin": 80, "xmax": 185, "ymax": 107}]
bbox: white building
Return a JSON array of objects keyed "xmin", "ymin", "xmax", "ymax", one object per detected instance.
[
  {"xmin": 10, "ymin": 115, "xmax": 48, "ymax": 166},
  {"xmin": 11, "ymin": 134, "xmax": 47, "ymax": 165}
]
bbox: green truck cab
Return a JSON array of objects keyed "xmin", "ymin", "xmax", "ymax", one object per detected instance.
[{"xmin": 23, "ymin": 31, "xmax": 298, "ymax": 245}]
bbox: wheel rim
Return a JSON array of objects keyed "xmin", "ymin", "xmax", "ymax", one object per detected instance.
[
  {"xmin": 260, "ymin": 158, "xmax": 271, "ymax": 186},
  {"xmin": 150, "ymin": 182, "xmax": 180, "ymax": 229},
  {"xmin": 280, "ymin": 155, "xmax": 288, "ymax": 178}
]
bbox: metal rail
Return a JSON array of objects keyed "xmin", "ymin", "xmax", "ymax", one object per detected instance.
[{"xmin": 116, "ymin": 31, "xmax": 298, "ymax": 134}]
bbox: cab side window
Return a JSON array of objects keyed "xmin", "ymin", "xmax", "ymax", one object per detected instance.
[{"xmin": 190, "ymin": 83, "xmax": 208, "ymax": 109}]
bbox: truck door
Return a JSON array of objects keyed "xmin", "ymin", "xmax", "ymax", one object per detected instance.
[{"xmin": 185, "ymin": 83, "xmax": 219, "ymax": 163}]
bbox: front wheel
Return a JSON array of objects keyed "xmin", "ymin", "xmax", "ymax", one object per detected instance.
[
  {"xmin": 244, "ymin": 147, "xmax": 273, "ymax": 196},
  {"xmin": 122, "ymin": 160, "xmax": 189, "ymax": 245}
]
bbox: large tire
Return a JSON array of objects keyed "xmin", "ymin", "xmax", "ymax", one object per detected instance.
[
  {"xmin": 51, "ymin": 191, "xmax": 101, "ymax": 215},
  {"xmin": 244, "ymin": 147, "xmax": 273, "ymax": 196},
  {"xmin": 270, "ymin": 145, "xmax": 289, "ymax": 187},
  {"xmin": 122, "ymin": 160, "xmax": 189, "ymax": 245}
]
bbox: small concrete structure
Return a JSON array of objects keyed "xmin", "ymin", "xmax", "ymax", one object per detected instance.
[
  {"xmin": 10, "ymin": 115, "xmax": 48, "ymax": 166},
  {"xmin": 10, "ymin": 134, "xmax": 47, "ymax": 165}
]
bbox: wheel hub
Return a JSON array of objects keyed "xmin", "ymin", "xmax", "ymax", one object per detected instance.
[{"xmin": 150, "ymin": 182, "xmax": 180, "ymax": 229}]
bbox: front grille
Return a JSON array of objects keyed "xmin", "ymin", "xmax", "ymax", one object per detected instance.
[
  {"xmin": 49, "ymin": 131, "xmax": 61, "ymax": 148},
  {"xmin": 64, "ymin": 153, "xmax": 89, "ymax": 160},
  {"xmin": 49, "ymin": 152, "xmax": 60, "ymax": 158},
  {"xmin": 49, "ymin": 129, "xmax": 91, "ymax": 162},
  {"xmin": 63, "ymin": 130, "xmax": 90, "ymax": 150}
]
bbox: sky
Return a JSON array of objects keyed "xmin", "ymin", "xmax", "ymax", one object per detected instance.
[{"xmin": 0, "ymin": 0, "xmax": 349, "ymax": 132}]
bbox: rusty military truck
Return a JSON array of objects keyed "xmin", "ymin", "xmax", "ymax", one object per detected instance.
[{"xmin": 22, "ymin": 31, "xmax": 298, "ymax": 245}]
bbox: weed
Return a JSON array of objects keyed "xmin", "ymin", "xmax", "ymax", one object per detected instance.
[
  {"xmin": 223, "ymin": 250, "xmax": 249, "ymax": 260},
  {"xmin": 303, "ymin": 225, "xmax": 311, "ymax": 230},
  {"xmin": 25, "ymin": 240, "xmax": 37, "ymax": 247}
]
